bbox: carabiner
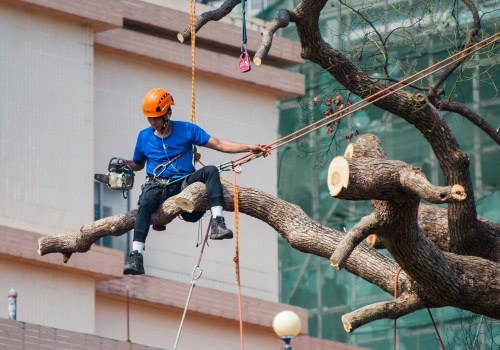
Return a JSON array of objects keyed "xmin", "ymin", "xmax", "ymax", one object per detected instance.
[{"xmin": 218, "ymin": 161, "xmax": 233, "ymax": 172}]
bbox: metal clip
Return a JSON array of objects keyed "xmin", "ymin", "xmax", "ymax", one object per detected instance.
[
  {"xmin": 218, "ymin": 161, "xmax": 233, "ymax": 172},
  {"xmin": 192, "ymin": 266, "xmax": 203, "ymax": 280},
  {"xmin": 232, "ymin": 164, "xmax": 242, "ymax": 174}
]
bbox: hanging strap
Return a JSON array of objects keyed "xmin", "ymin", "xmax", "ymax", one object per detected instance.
[{"xmin": 241, "ymin": 0, "xmax": 247, "ymax": 51}]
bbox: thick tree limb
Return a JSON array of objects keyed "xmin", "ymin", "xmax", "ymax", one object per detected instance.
[
  {"xmin": 38, "ymin": 178, "xmax": 500, "ymax": 330},
  {"xmin": 177, "ymin": 0, "xmax": 240, "ymax": 43},
  {"xmin": 327, "ymin": 156, "xmax": 465, "ymax": 204}
]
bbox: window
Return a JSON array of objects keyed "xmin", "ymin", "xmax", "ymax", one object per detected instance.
[{"xmin": 94, "ymin": 182, "xmax": 132, "ymax": 256}]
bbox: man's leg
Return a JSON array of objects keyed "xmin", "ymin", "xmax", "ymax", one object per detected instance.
[
  {"xmin": 185, "ymin": 166, "xmax": 233, "ymax": 240},
  {"xmin": 124, "ymin": 185, "xmax": 164, "ymax": 275}
]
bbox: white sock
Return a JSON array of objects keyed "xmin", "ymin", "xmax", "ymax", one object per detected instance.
[
  {"xmin": 211, "ymin": 206, "xmax": 223, "ymax": 218},
  {"xmin": 132, "ymin": 241, "xmax": 145, "ymax": 253}
]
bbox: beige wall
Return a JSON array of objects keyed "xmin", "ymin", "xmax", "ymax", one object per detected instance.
[
  {"xmin": 95, "ymin": 294, "xmax": 282, "ymax": 350},
  {"xmin": 0, "ymin": 258, "xmax": 95, "ymax": 334},
  {"xmin": 93, "ymin": 50, "xmax": 279, "ymax": 301},
  {"xmin": 0, "ymin": 2, "xmax": 94, "ymax": 235}
]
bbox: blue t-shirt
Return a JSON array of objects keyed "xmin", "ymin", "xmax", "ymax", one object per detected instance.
[{"xmin": 133, "ymin": 121, "xmax": 211, "ymax": 178}]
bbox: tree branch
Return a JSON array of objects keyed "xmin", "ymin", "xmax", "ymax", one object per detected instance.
[
  {"xmin": 428, "ymin": 0, "xmax": 481, "ymax": 93},
  {"xmin": 254, "ymin": 9, "xmax": 297, "ymax": 66},
  {"xmin": 342, "ymin": 295, "xmax": 426, "ymax": 333},
  {"xmin": 330, "ymin": 213, "xmax": 380, "ymax": 270},
  {"xmin": 437, "ymin": 101, "xmax": 500, "ymax": 146}
]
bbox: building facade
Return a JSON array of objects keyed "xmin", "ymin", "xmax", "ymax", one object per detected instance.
[{"xmin": 0, "ymin": 0, "xmax": 369, "ymax": 349}]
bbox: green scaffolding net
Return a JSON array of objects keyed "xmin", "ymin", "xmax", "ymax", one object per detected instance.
[{"xmin": 267, "ymin": 0, "xmax": 500, "ymax": 349}]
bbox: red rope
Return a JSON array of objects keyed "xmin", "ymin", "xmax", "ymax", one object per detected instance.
[
  {"xmin": 393, "ymin": 268, "xmax": 446, "ymax": 350},
  {"xmin": 427, "ymin": 308, "xmax": 446, "ymax": 350},
  {"xmin": 394, "ymin": 267, "xmax": 402, "ymax": 350}
]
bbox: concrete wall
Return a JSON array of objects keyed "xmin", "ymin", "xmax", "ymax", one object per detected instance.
[
  {"xmin": 95, "ymin": 294, "xmax": 282, "ymax": 350},
  {"xmin": 0, "ymin": 2, "xmax": 94, "ymax": 235},
  {"xmin": 0, "ymin": 258, "xmax": 95, "ymax": 334}
]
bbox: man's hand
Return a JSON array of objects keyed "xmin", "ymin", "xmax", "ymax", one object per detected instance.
[{"xmin": 249, "ymin": 144, "xmax": 270, "ymax": 157}]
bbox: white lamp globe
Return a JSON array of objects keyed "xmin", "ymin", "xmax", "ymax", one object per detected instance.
[{"xmin": 272, "ymin": 310, "xmax": 301, "ymax": 337}]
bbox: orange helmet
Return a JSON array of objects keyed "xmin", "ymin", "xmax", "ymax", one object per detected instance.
[{"xmin": 142, "ymin": 88, "xmax": 175, "ymax": 117}]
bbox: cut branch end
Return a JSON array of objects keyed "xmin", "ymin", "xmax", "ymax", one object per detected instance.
[
  {"xmin": 328, "ymin": 156, "xmax": 349, "ymax": 196},
  {"xmin": 451, "ymin": 184, "xmax": 466, "ymax": 201},
  {"xmin": 175, "ymin": 197, "xmax": 195, "ymax": 212},
  {"xmin": 177, "ymin": 33, "xmax": 185, "ymax": 43},
  {"xmin": 342, "ymin": 315, "xmax": 353, "ymax": 333}
]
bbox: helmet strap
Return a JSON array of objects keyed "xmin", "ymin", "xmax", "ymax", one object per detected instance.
[{"xmin": 160, "ymin": 115, "xmax": 170, "ymax": 134}]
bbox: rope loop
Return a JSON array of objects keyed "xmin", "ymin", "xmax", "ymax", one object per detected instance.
[{"xmin": 191, "ymin": 265, "xmax": 203, "ymax": 280}]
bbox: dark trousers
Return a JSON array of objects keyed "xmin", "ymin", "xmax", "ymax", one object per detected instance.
[{"xmin": 133, "ymin": 165, "xmax": 223, "ymax": 243}]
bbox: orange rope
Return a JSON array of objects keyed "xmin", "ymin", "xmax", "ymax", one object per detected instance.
[
  {"xmin": 153, "ymin": 152, "xmax": 185, "ymax": 177},
  {"xmin": 232, "ymin": 170, "xmax": 245, "ymax": 350},
  {"xmin": 231, "ymin": 33, "xmax": 500, "ymax": 166},
  {"xmin": 190, "ymin": 0, "xmax": 196, "ymax": 124}
]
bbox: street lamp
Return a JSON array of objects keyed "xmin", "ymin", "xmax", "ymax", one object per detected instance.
[{"xmin": 272, "ymin": 310, "xmax": 301, "ymax": 350}]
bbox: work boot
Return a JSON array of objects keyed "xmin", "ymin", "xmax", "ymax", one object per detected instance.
[
  {"xmin": 210, "ymin": 216, "xmax": 234, "ymax": 240},
  {"xmin": 123, "ymin": 250, "xmax": 145, "ymax": 275}
]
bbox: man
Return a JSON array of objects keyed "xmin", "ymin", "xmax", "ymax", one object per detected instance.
[{"xmin": 122, "ymin": 88, "xmax": 267, "ymax": 275}]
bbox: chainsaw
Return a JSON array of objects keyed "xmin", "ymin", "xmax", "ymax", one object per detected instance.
[{"xmin": 94, "ymin": 157, "xmax": 135, "ymax": 198}]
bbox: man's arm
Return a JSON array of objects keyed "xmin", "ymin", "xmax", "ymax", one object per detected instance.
[
  {"xmin": 204, "ymin": 137, "xmax": 267, "ymax": 154},
  {"xmin": 126, "ymin": 159, "xmax": 146, "ymax": 171}
]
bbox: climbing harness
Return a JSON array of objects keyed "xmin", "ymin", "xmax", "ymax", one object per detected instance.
[
  {"xmin": 238, "ymin": 0, "xmax": 251, "ymax": 73},
  {"xmin": 173, "ymin": 217, "xmax": 212, "ymax": 350}
]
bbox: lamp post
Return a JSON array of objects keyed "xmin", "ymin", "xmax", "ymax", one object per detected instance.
[
  {"xmin": 272, "ymin": 310, "xmax": 301, "ymax": 350},
  {"xmin": 8, "ymin": 288, "xmax": 17, "ymax": 320}
]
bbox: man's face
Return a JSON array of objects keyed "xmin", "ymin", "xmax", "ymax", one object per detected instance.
[
  {"xmin": 148, "ymin": 117, "xmax": 164, "ymax": 132},
  {"xmin": 147, "ymin": 111, "xmax": 171, "ymax": 132}
]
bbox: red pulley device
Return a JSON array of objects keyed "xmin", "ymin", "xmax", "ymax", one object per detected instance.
[{"xmin": 238, "ymin": 51, "xmax": 251, "ymax": 73}]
